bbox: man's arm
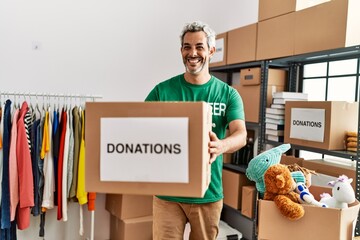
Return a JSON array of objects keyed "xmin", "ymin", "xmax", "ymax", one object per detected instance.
[{"xmin": 208, "ymin": 119, "xmax": 247, "ymax": 163}]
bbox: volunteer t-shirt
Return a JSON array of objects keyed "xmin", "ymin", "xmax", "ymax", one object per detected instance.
[{"xmin": 145, "ymin": 74, "xmax": 245, "ymax": 203}]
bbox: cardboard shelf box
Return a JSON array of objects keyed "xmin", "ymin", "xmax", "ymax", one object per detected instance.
[
  {"xmin": 294, "ymin": 0, "xmax": 360, "ymax": 55},
  {"xmin": 226, "ymin": 23, "xmax": 257, "ymax": 64},
  {"xmin": 258, "ymin": 185, "xmax": 360, "ymax": 240},
  {"xmin": 256, "ymin": 12, "xmax": 295, "ymax": 61},
  {"xmin": 234, "ymin": 67, "xmax": 287, "ymax": 123},
  {"xmin": 222, "ymin": 169, "xmax": 254, "ymax": 210},
  {"xmin": 85, "ymin": 102, "xmax": 211, "ymax": 197},
  {"xmin": 284, "ymin": 101, "xmax": 358, "ymax": 150},
  {"xmin": 210, "ymin": 32, "xmax": 227, "ymax": 68},
  {"xmin": 259, "ymin": 0, "xmax": 331, "ymax": 22},
  {"xmin": 241, "ymin": 185, "xmax": 257, "ymax": 219}
]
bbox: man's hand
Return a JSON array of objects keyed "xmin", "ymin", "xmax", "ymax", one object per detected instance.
[{"xmin": 208, "ymin": 131, "xmax": 225, "ymax": 164}]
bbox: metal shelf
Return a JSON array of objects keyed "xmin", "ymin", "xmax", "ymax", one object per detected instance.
[
  {"xmin": 223, "ymin": 163, "xmax": 248, "ymax": 174},
  {"xmin": 221, "ymin": 204, "xmax": 257, "ymax": 240},
  {"xmin": 214, "ymin": 45, "xmax": 360, "ymax": 239}
]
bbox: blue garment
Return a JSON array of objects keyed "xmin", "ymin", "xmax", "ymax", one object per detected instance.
[
  {"xmin": 31, "ymin": 119, "xmax": 40, "ymax": 216},
  {"xmin": 52, "ymin": 110, "xmax": 60, "ymax": 206},
  {"xmin": 1, "ymin": 99, "xmax": 12, "ymax": 239}
]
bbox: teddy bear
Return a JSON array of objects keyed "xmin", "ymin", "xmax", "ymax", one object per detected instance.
[{"xmin": 263, "ymin": 163, "xmax": 305, "ymax": 221}]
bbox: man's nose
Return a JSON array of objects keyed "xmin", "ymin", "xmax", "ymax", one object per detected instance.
[{"xmin": 189, "ymin": 48, "xmax": 197, "ymax": 56}]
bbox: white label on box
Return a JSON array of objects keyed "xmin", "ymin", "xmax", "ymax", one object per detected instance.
[
  {"xmin": 211, "ymin": 38, "xmax": 224, "ymax": 63},
  {"xmin": 290, "ymin": 108, "xmax": 325, "ymax": 142},
  {"xmin": 100, "ymin": 117, "xmax": 189, "ymax": 183}
]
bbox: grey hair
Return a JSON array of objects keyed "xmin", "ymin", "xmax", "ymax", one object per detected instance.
[{"xmin": 180, "ymin": 21, "xmax": 216, "ymax": 49}]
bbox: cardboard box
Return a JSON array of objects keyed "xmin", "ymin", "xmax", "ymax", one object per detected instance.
[
  {"xmin": 222, "ymin": 169, "xmax": 254, "ymax": 210},
  {"xmin": 105, "ymin": 194, "xmax": 153, "ymax": 220},
  {"xmin": 258, "ymin": 0, "xmax": 296, "ymax": 21},
  {"xmin": 258, "ymin": 0, "xmax": 330, "ymax": 21},
  {"xmin": 295, "ymin": 0, "xmax": 360, "ymax": 55},
  {"xmin": 256, "ymin": 12, "xmax": 295, "ymax": 60},
  {"xmin": 241, "ymin": 185, "xmax": 257, "ymax": 219},
  {"xmin": 302, "ymin": 159, "xmax": 356, "ymax": 189},
  {"xmin": 110, "ymin": 215, "xmax": 152, "ymax": 240},
  {"xmin": 227, "ymin": 23, "xmax": 257, "ymax": 64},
  {"xmin": 235, "ymin": 68, "xmax": 286, "ymax": 123},
  {"xmin": 85, "ymin": 102, "xmax": 211, "ymax": 197},
  {"xmin": 284, "ymin": 101, "xmax": 358, "ymax": 150},
  {"xmin": 258, "ymin": 185, "xmax": 360, "ymax": 240},
  {"xmin": 280, "ymin": 155, "xmax": 304, "ymax": 166},
  {"xmin": 210, "ymin": 32, "xmax": 227, "ymax": 68}
]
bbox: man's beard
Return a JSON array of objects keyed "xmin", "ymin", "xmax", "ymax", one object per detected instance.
[{"xmin": 184, "ymin": 57, "xmax": 207, "ymax": 75}]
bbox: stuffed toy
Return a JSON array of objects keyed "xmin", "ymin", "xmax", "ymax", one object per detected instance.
[
  {"xmin": 264, "ymin": 164, "xmax": 305, "ymax": 221},
  {"xmin": 246, "ymin": 144, "xmax": 305, "ymax": 197},
  {"xmin": 295, "ymin": 182, "xmax": 327, "ymax": 207},
  {"xmin": 319, "ymin": 175, "xmax": 355, "ymax": 208},
  {"xmin": 286, "ymin": 163, "xmax": 316, "ymax": 188}
]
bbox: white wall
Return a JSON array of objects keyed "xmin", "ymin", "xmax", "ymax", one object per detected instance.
[{"xmin": 0, "ymin": 0, "xmax": 258, "ymax": 239}]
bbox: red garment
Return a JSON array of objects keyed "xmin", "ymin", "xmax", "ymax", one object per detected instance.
[
  {"xmin": 16, "ymin": 102, "xmax": 34, "ymax": 230},
  {"xmin": 87, "ymin": 193, "xmax": 96, "ymax": 211},
  {"xmin": 57, "ymin": 109, "xmax": 67, "ymax": 220}
]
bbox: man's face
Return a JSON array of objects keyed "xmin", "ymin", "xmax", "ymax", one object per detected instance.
[{"xmin": 181, "ymin": 31, "xmax": 215, "ymax": 75}]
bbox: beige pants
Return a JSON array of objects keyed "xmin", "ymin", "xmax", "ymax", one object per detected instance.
[{"xmin": 152, "ymin": 196, "xmax": 223, "ymax": 240}]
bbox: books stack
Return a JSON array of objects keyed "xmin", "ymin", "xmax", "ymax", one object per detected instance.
[
  {"xmin": 265, "ymin": 107, "xmax": 285, "ymax": 142},
  {"xmin": 265, "ymin": 92, "xmax": 308, "ymax": 142}
]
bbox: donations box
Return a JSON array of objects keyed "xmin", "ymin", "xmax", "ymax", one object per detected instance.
[{"xmin": 85, "ymin": 102, "xmax": 212, "ymax": 197}]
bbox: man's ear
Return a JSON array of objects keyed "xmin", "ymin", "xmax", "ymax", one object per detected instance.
[{"xmin": 209, "ymin": 46, "xmax": 216, "ymax": 58}]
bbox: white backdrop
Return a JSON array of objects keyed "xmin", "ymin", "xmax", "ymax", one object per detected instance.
[{"xmin": 0, "ymin": 0, "xmax": 258, "ymax": 239}]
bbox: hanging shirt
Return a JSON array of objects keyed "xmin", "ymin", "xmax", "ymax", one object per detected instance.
[
  {"xmin": 42, "ymin": 110, "xmax": 55, "ymax": 210},
  {"xmin": 16, "ymin": 101, "xmax": 34, "ymax": 230},
  {"xmin": 57, "ymin": 108, "xmax": 67, "ymax": 220},
  {"xmin": 62, "ymin": 108, "xmax": 71, "ymax": 221},
  {"xmin": 69, "ymin": 106, "xmax": 81, "ymax": 200},
  {"xmin": 31, "ymin": 119, "xmax": 41, "ymax": 216},
  {"xmin": 1, "ymin": 99, "xmax": 12, "ymax": 231},
  {"xmin": 9, "ymin": 109, "xmax": 19, "ymax": 221},
  {"xmin": 66, "ymin": 108, "xmax": 74, "ymax": 198},
  {"xmin": 76, "ymin": 109, "xmax": 87, "ymax": 205},
  {"xmin": 0, "ymin": 103, "xmax": 5, "ymax": 206},
  {"xmin": 52, "ymin": 110, "xmax": 60, "ymax": 206}
]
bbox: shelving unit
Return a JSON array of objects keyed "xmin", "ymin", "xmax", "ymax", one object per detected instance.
[{"xmin": 211, "ymin": 45, "xmax": 360, "ymax": 239}]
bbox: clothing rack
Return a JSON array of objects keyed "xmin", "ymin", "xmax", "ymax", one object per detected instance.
[
  {"xmin": 0, "ymin": 91, "xmax": 101, "ymax": 240},
  {"xmin": 0, "ymin": 92, "xmax": 102, "ymax": 101}
]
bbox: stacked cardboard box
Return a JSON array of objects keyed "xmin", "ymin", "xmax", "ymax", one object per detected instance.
[
  {"xmin": 234, "ymin": 67, "xmax": 286, "ymax": 123},
  {"xmin": 222, "ymin": 169, "xmax": 254, "ymax": 210},
  {"xmin": 106, "ymin": 194, "xmax": 153, "ymax": 240}
]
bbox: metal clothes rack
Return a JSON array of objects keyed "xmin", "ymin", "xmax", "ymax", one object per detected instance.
[
  {"xmin": 0, "ymin": 91, "xmax": 102, "ymax": 240},
  {"xmin": 0, "ymin": 91, "xmax": 102, "ymax": 101}
]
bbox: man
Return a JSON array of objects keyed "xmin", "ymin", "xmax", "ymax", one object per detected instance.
[{"xmin": 145, "ymin": 21, "xmax": 247, "ymax": 240}]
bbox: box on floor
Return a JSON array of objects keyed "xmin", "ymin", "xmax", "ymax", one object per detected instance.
[
  {"xmin": 110, "ymin": 214, "xmax": 152, "ymax": 240},
  {"xmin": 258, "ymin": 185, "xmax": 360, "ymax": 240},
  {"xmin": 105, "ymin": 194, "xmax": 153, "ymax": 220}
]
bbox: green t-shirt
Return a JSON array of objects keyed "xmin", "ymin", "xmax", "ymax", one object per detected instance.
[{"xmin": 145, "ymin": 74, "xmax": 245, "ymax": 203}]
